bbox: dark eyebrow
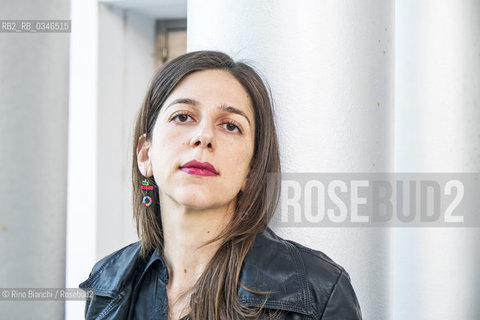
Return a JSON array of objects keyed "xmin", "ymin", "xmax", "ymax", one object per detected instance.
[
  {"xmin": 165, "ymin": 98, "xmax": 198, "ymax": 110},
  {"xmin": 165, "ymin": 98, "xmax": 252, "ymax": 126},
  {"xmin": 219, "ymin": 104, "xmax": 251, "ymax": 126}
]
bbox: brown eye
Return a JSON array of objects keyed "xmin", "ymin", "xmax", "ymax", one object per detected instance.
[
  {"xmin": 226, "ymin": 123, "xmax": 237, "ymax": 131},
  {"xmin": 177, "ymin": 114, "xmax": 189, "ymax": 122},
  {"xmin": 222, "ymin": 121, "xmax": 241, "ymax": 133},
  {"xmin": 170, "ymin": 112, "xmax": 193, "ymax": 123}
]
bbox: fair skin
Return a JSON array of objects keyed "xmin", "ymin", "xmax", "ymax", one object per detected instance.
[{"xmin": 137, "ymin": 69, "xmax": 255, "ymax": 319}]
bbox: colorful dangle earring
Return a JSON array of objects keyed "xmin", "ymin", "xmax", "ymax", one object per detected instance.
[{"xmin": 141, "ymin": 177, "xmax": 154, "ymax": 207}]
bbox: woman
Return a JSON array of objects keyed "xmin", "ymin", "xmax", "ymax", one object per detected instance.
[{"xmin": 80, "ymin": 51, "xmax": 362, "ymax": 319}]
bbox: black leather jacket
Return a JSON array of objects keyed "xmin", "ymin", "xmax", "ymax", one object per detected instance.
[{"xmin": 80, "ymin": 228, "xmax": 362, "ymax": 319}]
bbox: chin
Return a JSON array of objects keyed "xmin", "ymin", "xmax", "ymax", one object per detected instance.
[{"xmin": 176, "ymin": 194, "xmax": 235, "ymax": 211}]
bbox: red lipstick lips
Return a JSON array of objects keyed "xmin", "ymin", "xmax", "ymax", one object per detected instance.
[{"xmin": 180, "ymin": 160, "xmax": 218, "ymax": 177}]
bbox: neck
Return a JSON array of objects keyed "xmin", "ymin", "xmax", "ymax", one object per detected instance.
[{"xmin": 159, "ymin": 193, "xmax": 234, "ymax": 290}]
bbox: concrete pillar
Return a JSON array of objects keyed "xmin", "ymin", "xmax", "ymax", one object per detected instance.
[
  {"xmin": 394, "ymin": 1, "xmax": 480, "ymax": 319},
  {"xmin": 188, "ymin": 1, "xmax": 394, "ymax": 319},
  {"xmin": 0, "ymin": 0, "xmax": 70, "ymax": 319}
]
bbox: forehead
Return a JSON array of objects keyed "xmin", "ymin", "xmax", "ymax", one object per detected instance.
[{"xmin": 164, "ymin": 69, "xmax": 253, "ymax": 114}]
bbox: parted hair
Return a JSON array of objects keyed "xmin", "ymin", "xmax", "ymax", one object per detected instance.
[{"xmin": 131, "ymin": 51, "xmax": 281, "ymax": 319}]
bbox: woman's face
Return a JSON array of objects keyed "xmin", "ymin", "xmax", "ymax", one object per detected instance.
[{"xmin": 144, "ymin": 69, "xmax": 255, "ymax": 212}]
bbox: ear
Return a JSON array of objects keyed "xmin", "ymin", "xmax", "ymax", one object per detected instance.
[{"xmin": 136, "ymin": 133, "xmax": 153, "ymax": 177}]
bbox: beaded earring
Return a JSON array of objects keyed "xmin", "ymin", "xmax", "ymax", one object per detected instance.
[{"xmin": 141, "ymin": 178, "xmax": 153, "ymax": 207}]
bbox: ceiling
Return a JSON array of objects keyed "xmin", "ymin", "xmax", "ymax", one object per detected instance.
[{"xmin": 99, "ymin": 0, "xmax": 187, "ymax": 19}]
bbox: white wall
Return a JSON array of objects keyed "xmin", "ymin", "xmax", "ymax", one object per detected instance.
[
  {"xmin": 95, "ymin": 3, "xmax": 156, "ymax": 260},
  {"xmin": 187, "ymin": 1, "xmax": 395, "ymax": 319}
]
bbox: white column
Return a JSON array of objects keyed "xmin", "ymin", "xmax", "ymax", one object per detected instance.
[
  {"xmin": 188, "ymin": 1, "xmax": 394, "ymax": 319},
  {"xmin": 394, "ymin": 1, "xmax": 480, "ymax": 319},
  {"xmin": 65, "ymin": 0, "xmax": 98, "ymax": 319}
]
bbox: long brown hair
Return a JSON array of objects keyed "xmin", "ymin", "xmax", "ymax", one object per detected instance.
[{"xmin": 132, "ymin": 51, "xmax": 281, "ymax": 319}]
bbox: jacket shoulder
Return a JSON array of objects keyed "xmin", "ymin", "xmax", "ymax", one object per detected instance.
[
  {"xmin": 79, "ymin": 242, "xmax": 144, "ymax": 296},
  {"xmin": 242, "ymin": 228, "xmax": 362, "ymax": 319},
  {"xmin": 256, "ymin": 227, "xmax": 348, "ymax": 283},
  {"xmin": 286, "ymin": 238, "xmax": 362, "ymax": 318},
  {"xmin": 285, "ymin": 234, "xmax": 347, "ymax": 281}
]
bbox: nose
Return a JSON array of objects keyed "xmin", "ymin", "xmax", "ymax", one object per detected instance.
[{"xmin": 189, "ymin": 119, "xmax": 215, "ymax": 150}]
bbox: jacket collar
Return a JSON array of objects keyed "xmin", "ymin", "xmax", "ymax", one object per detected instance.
[{"xmin": 80, "ymin": 228, "xmax": 311, "ymax": 316}]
